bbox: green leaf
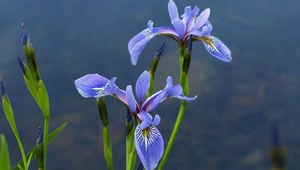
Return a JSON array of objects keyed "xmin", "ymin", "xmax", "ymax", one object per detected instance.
[
  {"xmin": 23, "ymin": 77, "xmax": 50, "ymax": 117},
  {"xmin": 35, "ymin": 80, "xmax": 50, "ymax": 117},
  {"xmin": 0, "ymin": 135, "xmax": 11, "ymax": 170},
  {"xmin": 13, "ymin": 122, "xmax": 67, "ymax": 170}
]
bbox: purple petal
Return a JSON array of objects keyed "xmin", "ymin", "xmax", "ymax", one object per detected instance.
[
  {"xmin": 140, "ymin": 121, "xmax": 151, "ymax": 131},
  {"xmin": 142, "ymin": 90, "xmax": 166, "ymax": 112},
  {"xmin": 203, "ymin": 36, "xmax": 232, "ymax": 62},
  {"xmin": 137, "ymin": 111, "xmax": 153, "ymax": 123},
  {"xmin": 171, "ymin": 18, "xmax": 186, "ymax": 39},
  {"xmin": 135, "ymin": 125, "xmax": 164, "ymax": 170},
  {"xmin": 128, "ymin": 24, "xmax": 178, "ymax": 65},
  {"xmin": 181, "ymin": 6, "xmax": 194, "ymax": 32},
  {"xmin": 136, "ymin": 71, "xmax": 150, "ymax": 104},
  {"xmin": 106, "ymin": 78, "xmax": 127, "ymax": 104},
  {"xmin": 151, "ymin": 115, "xmax": 161, "ymax": 126},
  {"xmin": 74, "ymin": 74, "xmax": 109, "ymax": 98},
  {"xmin": 168, "ymin": 0, "xmax": 179, "ymax": 21},
  {"xmin": 164, "ymin": 76, "xmax": 173, "ymax": 91},
  {"xmin": 189, "ymin": 21, "xmax": 212, "ymax": 37},
  {"xmin": 192, "ymin": 6, "xmax": 200, "ymax": 16},
  {"xmin": 194, "ymin": 8, "xmax": 210, "ymax": 30},
  {"xmin": 126, "ymin": 85, "xmax": 138, "ymax": 113},
  {"xmin": 166, "ymin": 84, "xmax": 197, "ymax": 101}
]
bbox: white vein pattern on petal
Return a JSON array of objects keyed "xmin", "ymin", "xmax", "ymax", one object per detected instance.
[{"xmin": 135, "ymin": 125, "xmax": 161, "ymax": 151}]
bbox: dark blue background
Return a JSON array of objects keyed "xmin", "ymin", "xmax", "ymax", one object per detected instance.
[{"xmin": 0, "ymin": 0, "xmax": 300, "ymax": 169}]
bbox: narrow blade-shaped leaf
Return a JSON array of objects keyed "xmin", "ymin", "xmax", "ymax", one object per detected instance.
[{"xmin": 0, "ymin": 135, "xmax": 11, "ymax": 170}]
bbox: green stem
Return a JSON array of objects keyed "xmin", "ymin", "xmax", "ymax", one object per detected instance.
[
  {"xmin": 158, "ymin": 45, "xmax": 190, "ymax": 170},
  {"xmin": 97, "ymin": 98, "xmax": 114, "ymax": 170},
  {"xmin": 15, "ymin": 134, "xmax": 28, "ymax": 170},
  {"xmin": 148, "ymin": 71, "xmax": 155, "ymax": 97},
  {"xmin": 126, "ymin": 111, "xmax": 136, "ymax": 170},
  {"xmin": 43, "ymin": 116, "xmax": 49, "ymax": 170}
]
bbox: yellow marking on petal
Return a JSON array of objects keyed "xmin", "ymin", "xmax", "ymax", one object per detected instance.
[{"xmin": 199, "ymin": 37, "xmax": 219, "ymax": 53}]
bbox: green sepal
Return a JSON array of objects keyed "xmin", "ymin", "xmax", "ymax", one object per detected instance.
[
  {"xmin": 13, "ymin": 122, "xmax": 67, "ymax": 170},
  {"xmin": 0, "ymin": 135, "xmax": 11, "ymax": 170}
]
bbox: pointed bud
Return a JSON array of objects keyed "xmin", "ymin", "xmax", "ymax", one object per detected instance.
[
  {"xmin": 148, "ymin": 42, "xmax": 166, "ymax": 96},
  {"xmin": 21, "ymin": 24, "xmax": 40, "ymax": 81},
  {"xmin": 21, "ymin": 23, "xmax": 28, "ymax": 46},
  {"xmin": 148, "ymin": 42, "xmax": 165, "ymax": 74},
  {"xmin": 154, "ymin": 42, "xmax": 165, "ymax": 58},
  {"xmin": 37, "ymin": 126, "xmax": 43, "ymax": 145},
  {"xmin": 0, "ymin": 81, "xmax": 5, "ymax": 96},
  {"xmin": 17, "ymin": 57, "xmax": 26, "ymax": 76}
]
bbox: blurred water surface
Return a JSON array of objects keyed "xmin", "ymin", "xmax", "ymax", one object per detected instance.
[{"xmin": 0, "ymin": 0, "xmax": 300, "ymax": 169}]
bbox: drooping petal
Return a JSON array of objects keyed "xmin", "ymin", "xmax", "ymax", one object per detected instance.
[
  {"xmin": 193, "ymin": 8, "xmax": 210, "ymax": 30},
  {"xmin": 126, "ymin": 85, "xmax": 138, "ymax": 112},
  {"xmin": 128, "ymin": 23, "xmax": 178, "ymax": 65},
  {"xmin": 171, "ymin": 18, "xmax": 186, "ymax": 39},
  {"xmin": 142, "ymin": 90, "xmax": 167, "ymax": 112},
  {"xmin": 135, "ymin": 125, "xmax": 164, "ymax": 170},
  {"xmin": 168, "ymin": 0, "xmax": 179, "ymax": 22},
  {"xmin": 74, "ymin": 74, "xmax": 110, "ymax": 98},
  {"xmin": 136, "ymin": 71, "xmax": 150, "ymax": 104},
  {"xmin": 106, "ymin": 77, "xmax": 128, "ymax": 104},
  {"xmin": 166, "ymin": 84, "xmax": 197, "ymax": 101},
  {"xmin": 202, "ymin": 36, "xmax": 232, "ymax": 62}
]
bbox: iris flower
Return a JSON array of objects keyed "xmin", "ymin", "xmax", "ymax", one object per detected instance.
[
  {"xmin": 128, "ymin": 0, "xmax": 231, "ymax": 65},
  {"xmin": 75, "ymin": 71, "xmax": 196, "ymax": 170}
]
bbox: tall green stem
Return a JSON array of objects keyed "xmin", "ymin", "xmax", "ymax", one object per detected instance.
[
  {"xmin": 126, "ymin": 110, "xmax": 136, "ymax": 170},
  {"xmin": 43, "ymin": 116, "xmax": 49, "ymax": 170},
  {"xmin": 97, "ymin": 98, "xmax": 114, "ymax": 170},
  {"xmin": 158, "ymin": 45, "xmax": 191, "ymax": 170},
  {"xmin": 15, "ymin": 134, "xmax": 28, "ymax": 170}
]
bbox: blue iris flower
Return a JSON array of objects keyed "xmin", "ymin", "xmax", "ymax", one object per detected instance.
[
  {"xmin": 128, "ymin": 0, "xmax": 232, "ymax": 65},
  {"xmin": 75, "ymin": 71, "xmax": 196, "ymax": 170}
]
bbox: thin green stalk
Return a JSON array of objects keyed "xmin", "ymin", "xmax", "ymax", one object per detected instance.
[
  {"xmin": 158, "ymin": 45, "xmax": 191, "ymax": 170},
  {"xmin": 43, "ymin": 117, "xmax": 49, "ymax": 170},
  {"xmin": 148, "ymin": 71, "xmax": 155, "ymax": 97},
  {"xmin": 97, "ymin": 98, "xmax": 114, "ymax": 170},
  {"xmin": 15, "ymin": 135, "xmax": 28, "ymax": 170},
  {"xmin": 103, "ymin": 126, "xmax": 114, "ymax": 170},
  {"xmin": 126, "ymin": 111, "xmax": 136, "ymax": 170}
]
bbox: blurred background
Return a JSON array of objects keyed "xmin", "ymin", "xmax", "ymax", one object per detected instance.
[{"xmin": 0, "ymin": 0, "xmax": 299, "ymax": 169}]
